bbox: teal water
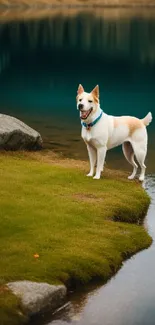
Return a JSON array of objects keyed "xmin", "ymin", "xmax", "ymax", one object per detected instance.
[{"xmin": 0, "ymin": 9, "xmax": 154, "ymax": 170}]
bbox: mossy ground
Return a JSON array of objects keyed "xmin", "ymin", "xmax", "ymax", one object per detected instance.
[
  {"xmin": 0, "ymin": 286, "xmax": 28, "ymax": 325},
  {"xmin": 0, "ymin": 151, "xmax": 152, "ymax": 325}
]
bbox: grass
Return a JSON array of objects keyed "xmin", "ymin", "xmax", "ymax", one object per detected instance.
[
  {"xmin": 0, "ymin": 151, "xmax": 152, "ymax": 325},
  {"xmin": 0, "ymin": 286, "xmax": 28, "ymax": 325}
]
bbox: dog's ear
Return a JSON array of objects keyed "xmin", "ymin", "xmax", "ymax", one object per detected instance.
[
  {"xmin": 77, "ymin": 84, "xmax": 84, "ymax": 95},
  {"xmin": 91, "ymin": 85, "xmax": 99, "ymax": 98}
]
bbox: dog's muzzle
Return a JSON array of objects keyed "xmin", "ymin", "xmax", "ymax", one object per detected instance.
[
  {"xmin": 78, "ymin": 103, "xmax": 84, "ymax": 111},
  {"xmin": 80, "ymin": 107, "xmax": 93, "ymax": 120}
]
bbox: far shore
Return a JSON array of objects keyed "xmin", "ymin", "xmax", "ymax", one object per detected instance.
[
  {"xmin": 1, "ymin": 0, "xmax": 155, "ymax": 7},
  {"xmin": 0, "ymin": 4, "xmax": 155, "ymax": 23}
]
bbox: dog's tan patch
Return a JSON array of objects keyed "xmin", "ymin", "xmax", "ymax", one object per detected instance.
[
  {"xmin": 113, "ymin": 116, "xmax": 144, "ymax": 136},
  {"xmin": 89, "ymin": 93, "xmax": 99, "ymax": 114},
  {"xmin": 91, "ymin": 94, "xmax": 99, "ymax": 104},
  {"xmin": 91, "ymin": 85, "xmax": 99, "ymax": 98}
]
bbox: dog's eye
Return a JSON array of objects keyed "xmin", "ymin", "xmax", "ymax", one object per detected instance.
[
  {"xmin": 79, "ymin": 98, "xmax": 82, "ymax": 102},
  {"xmin": 88, "ymin": 100, "xmax": 93, "ymax": 103}
]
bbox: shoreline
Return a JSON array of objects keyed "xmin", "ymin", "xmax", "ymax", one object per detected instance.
[
  {"xmin": 1, "ymin": 2, "xmax": 155, "ymax": 8},
  {"xmin": 0, "ymin": 151, "xmax": 152, "ymax": 325},
  {"xmin": 47, "ymin": 174, "xmax": 155, "ymax": 325},
  {"xmin": 1, "ymin": 5, "xmax": 155, "ymax": 24}
]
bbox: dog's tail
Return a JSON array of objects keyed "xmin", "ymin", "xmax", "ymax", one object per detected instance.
[{"xmin": 142, "ymin": 112, "xmax": 152, "ymax": 126}]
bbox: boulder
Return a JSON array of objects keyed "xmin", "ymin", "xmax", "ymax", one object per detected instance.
[
  {"xmin": 7, "ymin": 281, "xmax": 67, "ymax": 316},
  {"xmin": 0, "ymin": 114, "xmax": 42, "ymax": 150}
]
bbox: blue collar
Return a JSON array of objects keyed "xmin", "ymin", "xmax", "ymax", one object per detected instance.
[{"xmin": 82, "ymin": 110, "xmax": 103, "ymax": 129}]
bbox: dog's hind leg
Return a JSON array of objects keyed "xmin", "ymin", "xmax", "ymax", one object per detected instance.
[
  {"xmin": 131, "ymin": 128, "xmax": 148, "ymax": 181},
  {"xmin": 87, "ymin": 144, "xmax": 97, "ymax": 177},
  {"xmin": 122, "ymin": 142, "xmax": 138, "ymax": 180},
  {"xmin": 132, "ymin": 143, "xmax": 147, "ymax": 182}
]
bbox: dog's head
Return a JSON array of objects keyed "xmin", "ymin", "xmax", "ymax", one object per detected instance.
[{"xmin": 76, "ymin": 84, "xmax": 99, "ymax": 121}]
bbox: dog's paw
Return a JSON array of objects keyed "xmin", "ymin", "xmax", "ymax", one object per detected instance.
[
  {"xmin": 87, "ymin": 172, "xmax": 93, "ymax": 177},
  {"xmin": 139, "ymin": 175, "xmax": 145, "ymax": 182},
  {"xmin": 128, "ymin": 175, "xmax": 135, "ymax": 180},
  {"xmin": 93, "ymin": 175, "xmax": 100, "ymax": 180}
]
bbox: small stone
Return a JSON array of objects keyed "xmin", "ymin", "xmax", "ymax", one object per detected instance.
[{"xmin": 7, "ymin": 281, "xmax": 67, "ymax": 316}]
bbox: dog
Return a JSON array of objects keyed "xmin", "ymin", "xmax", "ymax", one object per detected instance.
[{"xmin": 76, "ymin": 84, "xmax": 152, "ymax": 181}]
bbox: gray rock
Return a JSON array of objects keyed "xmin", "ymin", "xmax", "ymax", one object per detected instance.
[
  {"xmin": 7, "ymin": 281, "xmax": 67, "ymax": 316},
  {"xmin": 0, "ymin": 114, "xmax": 42, "ymax": 150}
]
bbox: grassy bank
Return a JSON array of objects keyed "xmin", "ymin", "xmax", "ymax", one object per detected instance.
[{"xmin": 0, "ymin": 152, "xmax": 152, "ymax": 325}]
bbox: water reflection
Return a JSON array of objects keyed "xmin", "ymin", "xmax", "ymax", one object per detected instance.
[
  {"xmin": 0, "ymin": 52, "xmax": 10, "ymax": 73},
  {"xmin": 1, "ymin": 10, "xmax": 155, "ymax": 64}
]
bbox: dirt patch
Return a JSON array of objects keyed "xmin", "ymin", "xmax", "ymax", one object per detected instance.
[
  {"xmin": 0, "ymin": 286, "xmax": 10, "ymax": 294},
  {"xmin": 73, "ymin": 193, "xmax": 103, "ymax": 203}
]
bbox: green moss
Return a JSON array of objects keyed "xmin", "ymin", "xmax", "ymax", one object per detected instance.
[
  {"xmin": 0, "ymin": 287, "xmax": 27, "ymax": 325},
  {"xmin": 0, "ymin": 153, "xmax": 152, "ymax": 324}
]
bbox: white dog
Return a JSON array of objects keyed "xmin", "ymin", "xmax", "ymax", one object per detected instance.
[{"xmin": 76, "ymin": 84, "xmax": 152, "ymax": 181}]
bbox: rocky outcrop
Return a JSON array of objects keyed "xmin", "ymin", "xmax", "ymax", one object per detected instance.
[
  {"xmin": 0, "ymin": 114, "xmax": 42, "ymax": 150},
  {"xmin": 7, "ymin": 281, "xmax": 67, "ymax": 316}
]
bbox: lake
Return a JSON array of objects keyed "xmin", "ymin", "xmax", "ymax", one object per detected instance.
[{"xmin": 0, "ymin": 8, "xmax": 154, "ymax": 172}]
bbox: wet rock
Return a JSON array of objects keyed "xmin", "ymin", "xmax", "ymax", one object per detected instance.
[
  {"xmin": 7, "ymin": 281, "xmax": 67, "ymax": 316},
  {"xmin": 0, "ymin": 114, "xmax": 42, "ymax": 150}
]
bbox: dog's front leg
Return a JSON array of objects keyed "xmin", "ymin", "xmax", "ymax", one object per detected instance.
[
  {"xmin": 86, "ymin": 144, "xmax": 97, "ymax": 177},
  {"xmin": 93, "ymin": 146, "xmax": 107, "ymax": 180}
]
